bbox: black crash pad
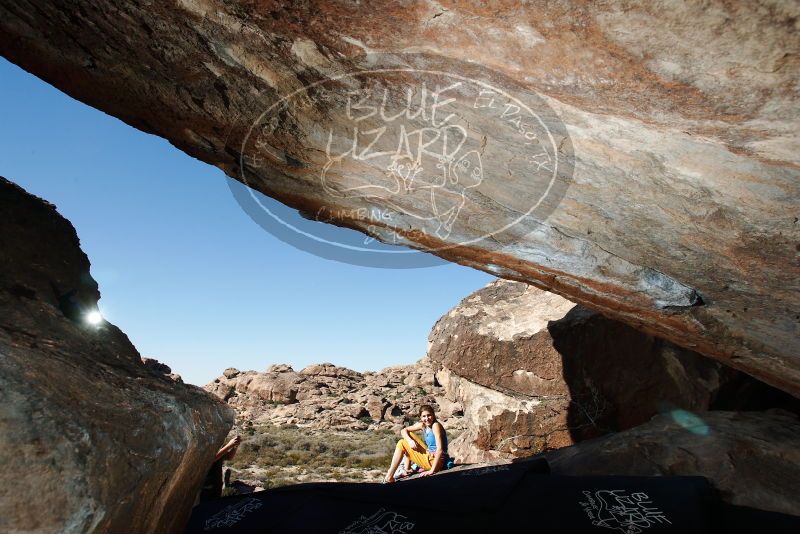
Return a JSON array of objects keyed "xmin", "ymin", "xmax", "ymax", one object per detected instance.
[{"xmin": 186, "ymin": 458, "xmax": 798, "ymax": 533}]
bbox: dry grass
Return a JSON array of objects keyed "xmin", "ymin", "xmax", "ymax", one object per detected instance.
[{"xmin": 230, "ymin": 425, "xmax": 398, "ymax": 488}]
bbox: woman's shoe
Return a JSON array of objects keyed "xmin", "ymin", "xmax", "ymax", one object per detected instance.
[{"xmin": 393, "ymin": 465, "xmax": 408, "ymax": 480}]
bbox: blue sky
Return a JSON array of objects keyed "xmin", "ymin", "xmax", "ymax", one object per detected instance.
[{"xmin": 0, "ymin": 58, "xmax": 492, "ymax": 386}]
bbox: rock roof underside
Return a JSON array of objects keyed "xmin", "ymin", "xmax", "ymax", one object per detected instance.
[{"xmin": 0, "ymin": 2, "xmax": 796, "ymax": 396}]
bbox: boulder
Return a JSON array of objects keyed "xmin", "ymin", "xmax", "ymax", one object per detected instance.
[
  {"xmin": 439, "ymin": 368, "xmax": 574, "ymax": 463},
  {"xmin": 343, "ymin": 404, "xmax": 370, "ymax": 420},
  {"xmin": 385, "ymin": 404, "xmax": 406, "ymax": 423},
  {"xmin": 434, "ymin": 396, "xmax": 463, "ymax": 420},
  {"xmin": 0, "ymin": 177, "xmax": 234, "ymax": 532},
  {"xmin": 205, "ymin": 379, "xmax": 236, "ymax": 402},
  {"xmin": 208, "ymin": 368, "xmax": 310, "ymax": 405},
  {"xmin": 243, "ymin": 373, "xmax": 304, "ymax": 404},
  {"xmin": 366, "ymin": 396, "xmax": 390, "ymax": 422},
  {"xmin": 296, "ymin": 404, "xmax": 323, "ymax": 420},
  {"xmin": 543, "ymin": 410, "xmax": 800, "ymax": 517},
  {"xmin": 142, "ymin": 356, "xmax": 183, "ymax": 383},
  {"xmin": 1, "ymin": 2, "xmax": 797, "ymax": 395},
  {"xmin": 301, "ymin": 363, "xmax": 362, "ymax": 380},
  {"xmin": 266, "ymin": 364, "xmax": 294, "ymax": 373},
  {"xmin": 223, "ymin": 367, "xmax": 241, "ymax": 379},
  {"xmin": 432, "ymin": 279, "xmax": 782, "ymax": 461}
]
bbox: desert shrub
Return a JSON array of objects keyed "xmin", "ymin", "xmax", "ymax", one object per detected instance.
[
  {"xmin": 231, "ymin": 444, "xmax": 258, "ymax": 467},
  {"xmin": 286, "ymin": 451, "xmax": 312, "ymax": 464},
  {"xmin": 231, "ymin": 425, "xmax": 397, "ymax": 485},
  {"xmin": 354, "ymin": 456, "xmax": 391, "ymax": 470},
  {"xmin": 260, "ymin": 477, "xmax": 294, "ymax": 489}
]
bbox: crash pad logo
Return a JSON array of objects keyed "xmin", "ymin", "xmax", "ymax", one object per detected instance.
[
  {"xmin": 203, "ymin": 497, "xmax": 263, "ymax": 530},
  {"xmin": 235, "ymin": 53, "xmax": 573, "ymax": 268},
  {"xmin": 579, "ymin": 490, "xmax": 672, "ymax": 533},
  {"xmin": 339, "ymin": 507, "xmax": 415, "ymax": 533},
  {"xmin": 460, "ymin": 464, "xmax": 511, "ymax": 477}
]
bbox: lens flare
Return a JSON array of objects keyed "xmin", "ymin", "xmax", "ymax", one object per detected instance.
[
  {"xmin": 86, "ymin": 310, "xmax": 103, "ymax": 325},
  {"xmin": 670, "ymin": 409, "xmax": 710, "ymax": 436}
]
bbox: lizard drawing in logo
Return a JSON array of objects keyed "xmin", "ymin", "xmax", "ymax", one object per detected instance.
[
  {"xmin": 320, "ymin": 140, "xmax": 484, "ymax": 241},
  {"xmin": 423, "ymin": 148, "xmax": 484, "ymax": 239}
]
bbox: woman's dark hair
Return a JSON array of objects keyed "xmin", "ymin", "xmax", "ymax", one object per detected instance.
[{"xmin": 418, "ymin": 404, "xmax": 436, "ymax": 418}]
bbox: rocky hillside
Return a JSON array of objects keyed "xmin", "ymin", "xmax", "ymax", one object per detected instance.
[
  {"xmin": 205, "ymin": 359, "xmax": 465, "ymax": 435},
  {"xmin": 204, "ymin": 359, "xmax": 465, "ymax": 489}
]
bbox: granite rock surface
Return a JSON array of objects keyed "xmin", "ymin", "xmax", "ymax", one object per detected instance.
[
  {"xmin": 0, "ymin": 177, "xmax": 234, "ymax": 533},
  {"xmin": 430, "ymin": 279, "xmax": 798, "ymax": 462},
  {"xmin": 543, "ymin": 410, "xmax": 800, "ymax": 517}
]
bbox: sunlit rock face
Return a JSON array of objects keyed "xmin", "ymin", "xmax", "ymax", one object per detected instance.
[
  {"xmin": 0, "ymin": 178, "xmax": 234, "ymax": 533},
  {"xmin": 430, "ymin": 280, "xmax": 798, "ymax": 462},
  {"xmin": 0, "ymin": 1, "xmax": 798, "ymax": 395},
  {"xmin": 543, "ymin": 410, "xmax": 800, "ymax": 517},
  {"xmin": 205, "ymin": 358, "xmax": 467, "ymax": 434}
]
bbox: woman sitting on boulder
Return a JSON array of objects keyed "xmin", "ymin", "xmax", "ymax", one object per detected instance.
[{"xmin": 384, "ymin": 404, "xmax": 449, "ymax": 483}]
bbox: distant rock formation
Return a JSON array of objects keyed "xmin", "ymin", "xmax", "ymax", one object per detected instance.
[
  {"xmin": 430, "ymin": 279, "xmax": 795, "ymax": 463},
  {"xmin": 206, "ymin": 359, "xmax": 464, "ymax": 433},
  {"xmin": 543, "ymin": 410, "xmax": 800, "ymax": 517},
  {"xmin": 0, "ymin": 177, "xmax": 233, "ymax": 533},
  {"xmin": 141, "ymin": 356, "xmax": 183, "ymax": 383}
]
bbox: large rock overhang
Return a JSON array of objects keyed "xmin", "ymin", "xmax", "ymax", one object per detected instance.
[{"xmin": 1, "ymin": 1, "xmax": 797, "ymax": 395}]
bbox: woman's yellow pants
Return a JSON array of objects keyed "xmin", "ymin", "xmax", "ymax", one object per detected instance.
[{"xmin": 395, "ymin": 432, "xmax": 435, "ymax": 470}]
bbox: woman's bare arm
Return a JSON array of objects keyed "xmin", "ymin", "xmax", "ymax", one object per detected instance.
[
  {"xmin": 404, "ymin": 422, "xmax": 424, "ymax": 432},
  {"xmin": 214, "ymin": 436, "xmax": 241, "ymax": 462},
  {"xmin": 401, "ymin": 422, "xmax": 424, "ymax": 449}
]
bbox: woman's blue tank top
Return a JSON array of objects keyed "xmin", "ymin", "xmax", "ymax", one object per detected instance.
[{"xmin": 423, "ymin": 425, "xmax": 448, "ymax": 454}]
